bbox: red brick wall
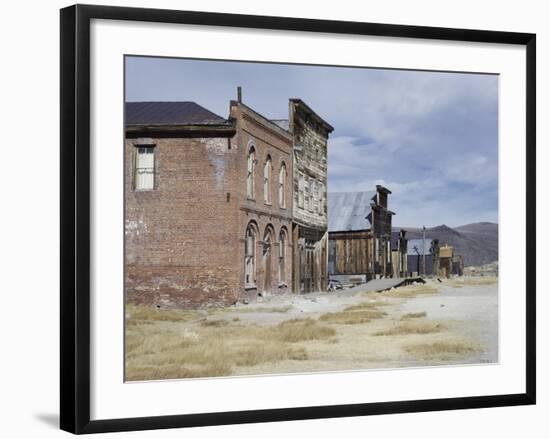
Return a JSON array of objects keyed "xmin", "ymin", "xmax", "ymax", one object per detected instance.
[
  {"xmin": 125, "ymin": 136, "xmax": 241, "ymax": 308},
  {"xmin": 231, "ymin": 102, "xmax": 294, "ymax": 301},
  {"xmin": 125, "ymin": 102, "xmax": 294, "ymax": 308}
]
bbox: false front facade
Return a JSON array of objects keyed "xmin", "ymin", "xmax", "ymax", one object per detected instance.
[
  {"xmin": 327, "ymin": 186, "xmax": 396, "ymax": 284},
  {"xmin": 288, "ymin": 99, "xmax": 334, "ymax": 293}
]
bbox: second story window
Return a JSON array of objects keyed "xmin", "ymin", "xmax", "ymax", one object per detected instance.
[
  {"xmin": 304, "ymin": 177, "xmax": 310, "ymax": 211},
  {"xmin": 134, "ymin": 146, "xmax": 155, "ymax": 190},
  {"xmin": 247, "ymin": 146, "xmax": 255, "ymax": 199},
  {"xmin": 318, "ymin": 183, "xmax": 324, "ymax": 214},
  {"xmin": 264, "ymin": 156, "xmax": 272, "ymax": 205},
  {"xmin": 311, "ymin": 181, "xmax": 317, "ymax": 213},
  {"xmin": 298, "ymin": 173, "xmax": 304, "ymax": 209},
  {"xmin": 279, "ymin": 163, "xmax": 286, "ymax": 208}
]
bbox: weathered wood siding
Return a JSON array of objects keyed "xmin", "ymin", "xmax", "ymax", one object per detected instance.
[
  {"xmin": 328, "ymin": 231, "xmax": 373, "ymax": 276},
  {"xmin": 290, "ymin": 100, "xmax": 332, "ymax": 293}
]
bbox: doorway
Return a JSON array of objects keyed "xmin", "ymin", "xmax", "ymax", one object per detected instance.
[{"xmin": 263, "ymin": 229, "xmax": 272, "ymax": 294}]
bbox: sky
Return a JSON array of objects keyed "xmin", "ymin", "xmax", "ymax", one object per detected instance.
[{"xmin": 125, "ymin": 56, "xmax": 499, "ymax": 228}]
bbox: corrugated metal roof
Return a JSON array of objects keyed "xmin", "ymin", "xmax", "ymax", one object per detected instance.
[
  {"xmin": 328, "ymin": 191, "xmax": 376, "ymax": 232},
  {"xmin": 126, "ymin": 101, "xmax": 229, "ymax": 126},
  {"xmin": 407, "ymin": 239, "xmax": 435, "ymax": 256}
]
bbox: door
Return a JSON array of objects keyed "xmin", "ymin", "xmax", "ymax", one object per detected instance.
[{"xmin": 263, "ymin": 232, "xmax": 272, "ymax": 294}]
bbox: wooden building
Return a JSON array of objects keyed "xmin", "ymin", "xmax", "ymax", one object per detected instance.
[
  {"xmin": 284, "ymin": 99, "xmax": 334, "ymax": 293},
  {"xmin": 438, "ymin": 244, "xmax": 463, "ymax": 277},
  {"xmin": 327, "ymin": 186, "xmax": 396, "ymax": 283},
  {"xmin": 391, "ymin": 229, "xmax": 408, "ymax": 278}
]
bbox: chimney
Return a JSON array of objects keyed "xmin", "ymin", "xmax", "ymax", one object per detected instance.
[{"xmin": 237, "ymin": 86, "xmax": 242, "ymax": 103}]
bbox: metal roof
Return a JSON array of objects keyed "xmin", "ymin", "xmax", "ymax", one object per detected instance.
[
  {"xmin": 328, "ymin": 191, "xmax": 376, "ymax": 232},
  {"xmin": 407, "ymin": 239, "xmax": 435, "ymax": 256},
  {"xmin": 126, "ymin": 101, "xmax": 229, "ymax": 126}
]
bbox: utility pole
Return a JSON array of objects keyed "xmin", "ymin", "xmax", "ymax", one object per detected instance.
[{"xmin": 422, "ymin": 225, "xmax": 426, "ymax": 277}]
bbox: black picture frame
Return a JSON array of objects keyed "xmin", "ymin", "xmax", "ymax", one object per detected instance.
[{"xmin": 60, "ymin": 4, "xmax": 536, "ymax": 434}]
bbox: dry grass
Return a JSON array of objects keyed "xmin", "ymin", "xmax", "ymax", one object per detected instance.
[
  {"xmin": 383, "ymin": 284, "xmax": 439, "ymax": 298},
  {"xmin": 320, "ymin": 309, "xmax": 387, "ymax": 325},
  {"xmin": 199, "ymin": 318, "xmax": 230, "ymax": 327},
  {"xmin": 404, "ymin": 340, "xmax": 483, "ymax": 360},
  {"xmin": 401, "ymin": 311, "xmax": 427, "ymax": 320},
  {"xmin": 361, "ymin": 291, "xmax": 381, "ymax": 300},
  {"xmin": 126, "ymin": 304, "xmax": 202, "ymax": 326},
  {"xmin": 450, "ymin": 276, "xmax": 498, "ymax": 287},
  {"xmin": 344, "ymin": 301, "xmax": 384, "ymax": 312},
  {"xmin": 229, "ymin": 305, "xmax": 292, "ymax": 314},
  {"xmin": 267, "ymin": 318, "xmax": 336, "ymax": 342},
  {"xmin": 374, "ymin": 321, "xmax": 446, "ymax": 336},
  {"xmin": 125, "ymin": 315, "xmax": 335, "ymax": 381}
]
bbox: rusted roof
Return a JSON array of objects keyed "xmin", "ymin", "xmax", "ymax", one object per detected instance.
[
  {"xmin": 126, "ymin": 101, "xmax": 230, "ymax": 126},
  {"xmin": 328, "ymin": 191, "xmax": 376, "ymax": 232}
]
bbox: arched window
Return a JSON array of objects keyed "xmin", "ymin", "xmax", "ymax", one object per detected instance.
[
  {"xmin": 278, "ymin": 163, "xmax": 286, "ymax": 208},
  {"xmin": 278, "ymin": 229, "xmax": 287, "ymax": 284},
  {"xmin": 245, "ymin": 224, "xmax": 256, "ymax": 286},
  {"xmin": 264, "ymin": 156, "xmax": 272, "ymax": 204},
  {"xmin": 247, "ymin": 146, "xmax": 255, "ymax": 199}
]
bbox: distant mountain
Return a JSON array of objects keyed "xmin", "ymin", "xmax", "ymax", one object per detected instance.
[{"xmin": 398, "ymin": 222, "xmax": 498, "ymax": 267}]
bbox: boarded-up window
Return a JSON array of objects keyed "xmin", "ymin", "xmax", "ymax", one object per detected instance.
[
  {"xmin": 134, "ymin": 146, "xmax": 155, "ymax": 190},
  {"xmin": 245, "ymin": 225, "xmax": 256, "ymax": 286}
]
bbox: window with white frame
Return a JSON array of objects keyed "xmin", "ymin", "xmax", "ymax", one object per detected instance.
[
  {"xmin": 134, "ymin": 146, "xmax": 155, "ymax": 190},
  {"xmin": 278, "ymin": 163, "xmax": 286, "ymax": 208},
  {"xmin": 245, "ymin": 224, "xmax": 256, "ymax": 286},
  {"xmin": 247, "ymin": 146, "xmax": 255, "ymax": 199},
  {"xmin": 264, "ymin": 156, "xmax": 272, "ymax": 204}
]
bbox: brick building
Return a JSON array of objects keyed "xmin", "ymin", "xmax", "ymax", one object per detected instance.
[{"xmin": 125, "ymin": 99, "xmax": 293, "ymax": 308}]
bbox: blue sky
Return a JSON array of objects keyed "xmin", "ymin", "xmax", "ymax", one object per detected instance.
[{"xmin": 126, "ymin": 56, "xmax": 498, "ymax": 227}]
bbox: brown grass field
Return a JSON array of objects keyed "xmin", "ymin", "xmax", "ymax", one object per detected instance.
[{"xmin": 125, "ymin": 279, "xmax": 495, "ymax": 381}]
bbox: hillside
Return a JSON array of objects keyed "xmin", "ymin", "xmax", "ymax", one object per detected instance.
[{"xmin": 399, "ymin": 222, "xmax": 498, "ymax": 267}]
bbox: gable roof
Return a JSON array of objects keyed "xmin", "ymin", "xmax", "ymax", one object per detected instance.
[
  {"xmin": 328, "ymin": 191, "xmax": 377, "ymax": 232},
  {"xmin": 126, "ymin": 101, "xmax": 230, "ymax": 126}
]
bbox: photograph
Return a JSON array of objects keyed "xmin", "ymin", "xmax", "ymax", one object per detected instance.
[{"xmin": 124, "ymin": 55, "xmax": 499, "ymax": 382}]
